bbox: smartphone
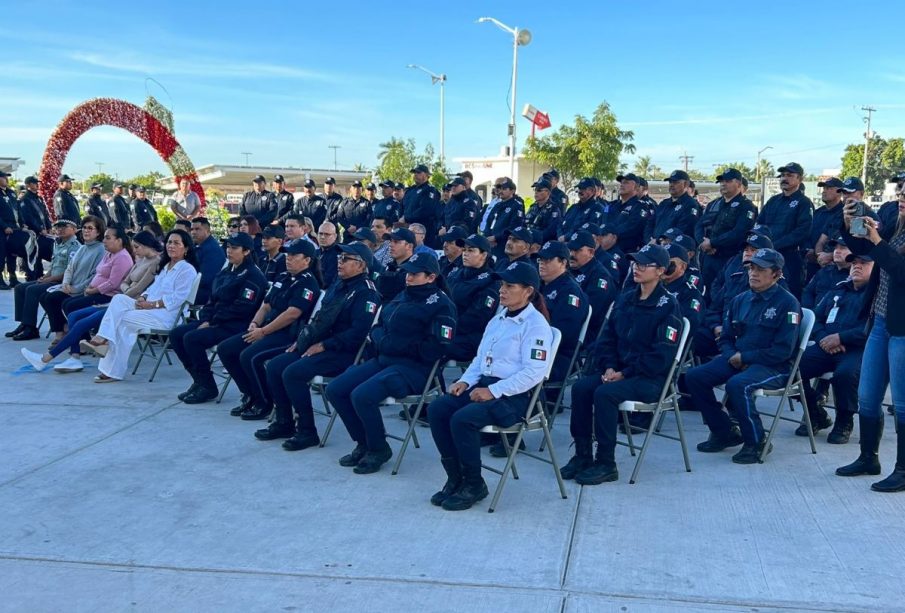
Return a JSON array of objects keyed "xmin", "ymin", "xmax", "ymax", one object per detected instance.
[{"xmin": 849, "ymin": 201, "xmax": 868, "ymax": 237}]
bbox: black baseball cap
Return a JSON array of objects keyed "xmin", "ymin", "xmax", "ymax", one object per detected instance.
[
  {"xmin": 777, "ymin": 162, "xmax": 804, "ymax": 176},
  {"xmin": 817, "ymin": 177, "xmax": 844, "ymax": 189},
  {"xmin": 616, "ymin": 172, "xmax": 641, "ymax": 183},
  {"xmin": 671, "ymin": 233, "xmax": 698, "ymax": 252},
  {"xmin": 226, "ymin": 233, "xmax": 255, "ymax": 250},
  {"xmin": 252, "ymin": 175, "xmax": 266, "ymax": 183},
  {"xmin": 638, "ymin": 177, "xmax": 649, "ymax": 188},
  {"xmin": 845, "ymin": 253, "xmax": 873, "ymax": 263},
  {"xmin": 285, "ymin": 239, "xmax": 317, "ymax": 257},
  {"xmin": 746, "ymin": 247, "xmax": 785, "ymax": 270},
  {"xmin": 337, "ymin": 242, "xmax": 374, "ymax": 268},
  {"xmin": 394, "ymin": 182, "xmax": 405, "ymax": 190},
  {"xmin": 24, "ymin": 176, "xmax": 40, "ymax": 185},
  {"xmin": 0, "ymin": 170, "xmax": 10, "ymax": 178},
  {"xmin": 841, "ymin": 177, "xmax": 865, "ymax": 193},
  {"xmin": 745, "ymin": 232, "xmax": 774, "ymax": 250},
  {"xmin": 351, "ymin": 180, "xmax": 363, "ymax": 188},
  {"xmin": 493, "ymin": 260, "xmax": 540, "ymax": 290},
  {"xmin": 262, "ymin": 225, "xmax": 285, "ymax": 240},
  {"xmin": 629, "ymin": 244, "xmax": 670, "ymax": 268},
  {"xmin": 442, "ymin": 183, "xmax": 452, "ymax": 191},
  {"xmin": 450, "ymin": 176, "xmax": 467, "ymax": 187},
  {"xmin": 378, "ymin": 180, "xmax": 394, "ymax": 188},
  {"xmin": 530, "ymin": 229, "xmax": 544, "ymax": 246},
  {"xmin": 352, "ymin": 227, "xmax": 378, "ymax": 243},
  {"xmin": 546, "ymin": 168, "xmax": 560, "ymax": 179},
  {"xmin": 537, "ymin": 240, "xmax": 570, "ymax": 260},
  {"xmin": 507, "ymin": 226, "xmax": 533, "ymax": 243},
  {"xmin": 128, "ymin": 183, "xmax": 138, "ymax": 190},
  {"xmin": 667, "ymin": 170, "xmax": 690, "ymax": 182},
  {"xmin": 400, "ymin": 252, "xmax": 440, "ymax": 275},
  {"xmin": 135, "ymin": 185, "xmax": 146, "ymax": 193},
  {"xmin": 456, "ymin": 170, "xmax": 474, "ymax": 180},
  {"xmin": 576, "ymin": 177, "xmax": 596, "ymax": 190},
  {"xmin": 597, "ymin": 223, "xmax": 617, "ymax": 236},
  {"xmin": 532, "ymin": 178, "xmax": 552, "ymax": 191},
  {"xmin": 90, "ymin": 182, "xmax": 102, "ymax": 190},
  {"xmin": 366, "ymin": 182, "xmax": 377, "ymax": 190},
  {"xmin": 59, "ymin": 174, "xmax": 74, "ymax": 182},
  {"xmin": 273, "ymin": 174, "xmax": 285, "ymax": 183},
  {"xmin": 324, "ymin": 177, "xmax": 336, "ymax": 185},
  {"xmin": 716, "ymin": 168, "xmax": 743, "ymax": 182},
  {"xmin": 410, "ymin": 164, "xmax": 430, "ymax": 174},
  {"xmin": 304, "ymin": 179, "xmax": 316, "ymax": 188},
  {"xmin": 826, "ymin": 235, "xmax": 847, "ymax": 249},
  {"xmin": 567, "ymin": 230, "xmax": 596, "ymax": 251},
  {"xmin": 389, "ymin": 228, "xmax": 416, "ymax": 244},
  {"xmin": 665, "ymin": 243, "xmax": 689, "ymax": 264},
  {"xmin": 463, "ymin": 233, "xmax": 491, "ymax": 252},
  {"xmin": 442, "ymin": 226, "xmax": 468, "ymax": 243}
]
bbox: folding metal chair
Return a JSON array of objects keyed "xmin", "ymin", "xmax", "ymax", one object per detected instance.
[
  {"xmin": 316, "ymin": 306, "xmax": 382, "ymax": 446},
  {"xmin": 617, "ymin": 317, "xmax": 693, "ymax": 484},
  {"xmin": 545, "ymin": 306, "xmax": 593, "ymax": 422},
  {"xmin": 381, "ymin": 359, "xmax": 445, "ymax": 475},
  {"xmin": 131, "ymin": 273, "xmax": 203, "ymax": 382},
  {"xmin": 480, "ymin": 328, "xmax": 565, "ymax": 512},
  {"xmin": 754, "ymin": 308, "xmax": 817, "ymax": 461}
]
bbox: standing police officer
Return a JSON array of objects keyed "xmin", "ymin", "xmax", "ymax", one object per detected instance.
[
  {"xmin": 612, "ymin": 173, "xmax": 652, "ymax": 254},
  {"xmin": 373, "ymin": 180, "xmax": 401, "ymax": 225},
  {"xmin": 757, "ymin": 162, "xmax": 814, "ymax": 297},
  {"xmin": 645, "ymin": 170, "xmax": 700, "ymax": 243},
  {"xmin": 53, "ymin": 175, "xmax": 82, "ymax": 224},
  {"xmin": 240, "ymin": 175, "xmax": 277, "ymax": 228},
  {"xmin": 485, "ymin": 177, "xmax": 524, "ymax": 260},
  {"xmin": 85, "ymin": 183, "xmax": 112, "ymax": 227},
  {"xmin": 544, "ymin": 169, "xmax": 569, "ymax": 211},
  {"xmin": 336, "ymin": 180, "xmax": 373, "ymax": 243},
  {"xmin": 401, "ymin": 164, "xmax": 441, "ymax": 247},
  {"xmin": 132, "ymin": 186, "xmax": 157, "ymax": 229},
  {"xmin": 558, "ymin": 178, "xmax": 603, "ymax": 240},
  {"xmin": 808, "ymin": 177, "xmax": 846, "ymax": 280},
  {"xmin": 19, "ymin": 176, "xmax": 53, "ymax": 279},
  {"xmin": 526, "ymin": 178, "xmax": 565, "ymax": 243},
  {"xmin": 439, "ymin": 177, "xmax": 479, "ymax": 236},
  {"xmin": 0, "ymin": 171, "xmax": 23, "ymax": 288},
  {"xmin": 272, "ymin": 175, "xmax": 294, "ymax": 225},
  {"xmin": 292, "ymin": 179, "xmax": 328, "ymax": 229},
  {"xmin": 110, "ymin": 183, "xmax": 132, "ymax": 231},
  {"xmin": 321, "ymin": 177, "xmax": 344, "ymax": 226}
]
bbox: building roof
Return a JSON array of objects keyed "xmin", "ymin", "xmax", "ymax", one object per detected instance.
[
  {"xmin": 0, "ymin": 157, "xmax": 24, "ymax": 174},
  {"xmin": 158, "ymin": 164, "xmax": 367, "ymax": 191}
]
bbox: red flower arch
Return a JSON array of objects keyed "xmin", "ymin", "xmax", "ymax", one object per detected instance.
[{"xmin": 38, "ymin": 97, "xmax": 205, "ymax": 218}]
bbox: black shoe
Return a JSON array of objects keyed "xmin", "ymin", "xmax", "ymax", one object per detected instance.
[
  {"xmin": 5, "ymin": 324, "xmax": 24, "ymax": 338},
  {"xmin": 696, "ymin": 427, "xmax": 744, "ymax": 453},
  {"xmin": 282, "ymin": 432, "xmax": 320, "ymax": 451},
  {"xmin": 431, "ymin": 458, "xmax": 462, "ymax": 507},
  {"xmin": 398, "ymin": 404, "xmax": 429, "ymax": 424},
  {"xmin": 795, "ymin": 413, "xmax": 832, "ymax": 437},
  {"xmin": 0, "ymin": 279, "xmax": 10, "ymax": 290},
  {"xmin": 254, "ymin": 421, "xmax": 294, "ymax": 441},
  {"xmin": 353, "ymin": 442, "xmax": 393, "ymax": 474},
  {"xmin": 827, "ymin": 412, "xmax": 854, "ymax": 445},
  {"xmin": 240, "ymin": 403, "xmax": 272, "ymax": 420},
  {"xmin": 339, "ymin": 444, "xmax": 367, "ymax": 467},
  {"xmin": 441, "ymin": 477, "xmax": 489, "ymax": 511},
  {"xmin": 575, "ymin": 460, "xmax": 619, "ymax": 485},
  {"xmin": 178, "ymin": 383, "xmax": 199, "ymax": 402},
  {"xmin": 7, "ymin": 277, "xmax": 18, "ymax": 289},
  {"xmin": 183, "ymin": 386, "xmax": 218, "ymax": 405},
  {"xmin": 12, "ymin": 327, "xmax": 39, "ymax": 341},
  {"xmin": 837, "ymin": 415, "xmax": 884, "ymax": 476},
  {"xmin": 560, "ymin": 438, "xmax": 594, "ymax": 480},
  {"xmin": 229, "ymin": 395, "xmax": 252, "ymax": 416},
  {"xmin": 871, "ymin": 468, "xmax": 905, "ymax": 492},
  {"xmin": 732, "ymin": 441, "xmax": 772, "ymax": 464},
  {"xmin": 489, "ymin": 435, "xmax": 526, "ymax": 458}
]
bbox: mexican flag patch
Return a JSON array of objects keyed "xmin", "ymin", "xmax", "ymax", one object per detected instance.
[
  {"xmin": 484, "ymin": 296, "xmax": 494, "ymax": 308},
  {"xmin": 597, "ymin": 278, "xmax": 608, "ymax": 289},
  {"xmin": 531, "ymin": 348, "xmax": 547, "ymax": 360},
  {"xmin": 666, "ymin": 326, "xmax": 678, "ymax": 342},
  {"xmin": 303, "ymin": 288, "xmax": 315, "ymax": 301},
  {"xmin": 567, "ymin": 294, "xmax": 581, "ymax": 307},
  {"xmin": 365, "ymin": 301, "xmax": 377, "ymax": 314},
  {"xmin": 242, "ymin": 288, "xmax": 256, "ymax": 301},
  {"xmin": 440, "ymin": 325, "xmax": 454, "ymax": 340},
  {"xmin": 787, "ymin": 312, "xmax": 800, "ymax": 324},
  {"xmin": 691, "ymin": 298, "xmax": 701, "ymax": 312}
]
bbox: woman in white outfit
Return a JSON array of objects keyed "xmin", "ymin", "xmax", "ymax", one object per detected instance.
[{"xmin": 86, "ymin": 229, "xmax": 198, "ymax": 382}]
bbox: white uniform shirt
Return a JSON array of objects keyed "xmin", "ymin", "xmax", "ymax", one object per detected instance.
[{"xmin": 458, "ymin": 303, "xmax": 554, "ymax": 399}]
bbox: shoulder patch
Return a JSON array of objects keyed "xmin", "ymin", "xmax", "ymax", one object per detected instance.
[
  {"xmin": 365, "ymin": 301, "xmax": 377, "ymax": 314},
  {"xmin": 567, "ymin": 294, "xmax": 581, "ymax": 307},
  {"xmin": 666, "ymin": 326, "xmax": 678, "ymax": 342},
  {"xmin": 656, "ymin": 295, "xmax": 669, "ymax": 307}
]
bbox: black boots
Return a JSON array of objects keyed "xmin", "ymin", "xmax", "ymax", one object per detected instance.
[
  {"xmin": 871, "ymin": 424, "xmax": 905, "ymax": 493},
  {"xmin": 441, "ymin": 465, "xmax": 488, "ymax": 511},
  {"xmin": 230, "ymin": 394, "xmax": 253, "ymax": 416},
  {"xmin": 827, "ymin": 410, "xmax": 854, "ymax": 444},
  {"xmin": 696, "ymin": 426, "xmax": 744, "ymax": 453},
  {"xmin": 431, "ymin": 458, "xmax": 462, "ymax": 506},
  {"xmin": 353, "ymin": 441, "xmax": 393, "ymax": 474},
  {"xmin": 254, "ymin": 421, "xmax": 294, "ymax": 441},
  {"xmin": 795, "ymin": 406, "xmax": 832, "ymax": 437},
  {"xmin": 339, "ymin": 443, "xmax": 367, "ymax": 467},
  {"xmin": 836, "ymin": 415, "xmax": 883, "ymax": 477},
  {"xmin": 560, "ymin": 438, "xmax": 594, "ymax": 480}
]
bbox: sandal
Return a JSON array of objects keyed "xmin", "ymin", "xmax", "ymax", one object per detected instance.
[
  {"xmin": 80, "ymin": 340, "xmax": 108, "ymax": 357},
  {"xmin": 93, "ymin": 373, "xmax": 118, "ymax": 383}
]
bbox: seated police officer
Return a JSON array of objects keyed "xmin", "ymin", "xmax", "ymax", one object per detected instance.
[
  {"xmin": 317, "ymin": 222, "xmax": 342, "ymax": 288},
  {"xmin": 428, "ymin": 261, "xmax": 553, "ymax": 511},
  {"xmin": 659, "ymin": 228, "xmax": 702, "ymax": 291},
  {"xmin": 590, "ymin": 223, "xmax": 628, "ymax": 282},
  {"xmin": 661, "ymin": 243, "xmax": 705, "ymax": 337},
  {"xmin": 326, "ymin": 253, "xmax": 456, "ymax": 475},
  {"xmin": 256, "ymin": 242, "xmax": 380, "ymax": 449},
  {"xmin": 374, "ymin": 227, "xmax": 415, "ymax": 302},
  {"xmin": 444, "ymin": 233, "xmax": 500, "ymax": 362},
  {"xmin": 217, "ymin": 240, "xmax": 321, "ymax": 419},
  {"xmin": 439, "ymin": 226, "xmax": 467, "ymax": 278},
  {"xmin": 796, "ymin": 253, "xmax": 873, "ymax": 444},
  {"xmin": 562, "ymin": 244, "xmax": 683, "ymax": 484},
  {"xmin": 683, "ymin": 248, "xmax": 802, "ymax": 463},
  {"xmin": 567, "ymin": 230, "xmax": 617, "ymax": 339},
  {"xmin": 494, "ymin": 225, "xmax": 533, "ymax": 271},
  {"xmin": 802, "ymin": 235, "xmax": 851, "ymax": 309},
  {"xmin": 259, "ymin": 225, "xmax": 287, "ymax": 285},
  {"xmin": 172, "ymin": 233, "xmax": 267, "ymax": 404}
]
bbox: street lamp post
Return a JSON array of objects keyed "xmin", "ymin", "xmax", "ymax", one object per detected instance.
[
  {"xmin": 407, "ymin": 64, "xmax": 446, "ymax": 165},
  {"xmin": 477, "ymin": 16, "xmax": 532, "ymax": 179},
  {"xmin": 756, "ymin": 146, "xmax": 773, "ymax": 207}
]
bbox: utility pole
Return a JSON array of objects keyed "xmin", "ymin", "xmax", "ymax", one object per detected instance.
[
  {"xmin": 94, "ymin": 162, "xmax": 104, "ymax": 175},
  {"xmin": 679, "ymin": 152, "xmax": 693, "ymax": 172},
  {"xmin": 241, "ymin": 152, "xmax": 252, "ymax": 166},
  {"xmin": 328, "ymin": 145, "xmax": 341, "ymax": 171},
  {"xmin": 861, "ymin": 106, "xmax": 876, "ymax": 184}
]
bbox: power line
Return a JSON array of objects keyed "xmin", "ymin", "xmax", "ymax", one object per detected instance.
[{"xmin": 678, "ymin": 152, "xmax": 693, "ymax": 172}]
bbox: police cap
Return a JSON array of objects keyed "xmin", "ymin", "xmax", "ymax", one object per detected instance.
[
  {"xmin": 566, "ymin": 231, "xmax": 596, "ymax": 251},
  {"xmin": 462, "ymin": 233, "xmax": 491, "ymax": 252},
  {"xmin": 507, "ymin": 226, "xmax": 533, "ymax": 243},
  {"xmin": 746, "ymin": 248, "xmax": 785, "ymax": 270},
  {"xmin": 262, "ymin": 225, "xmax": 285, "ymax": 240},
  {"xmin": 629, "ymin": 244, "xmax": 670, "ymax": 269},
  {"xmin": 777, "ymin": 162, "xmax": 804, "ymax": 176},
  {"xmin": 337, "ymin": 242, "xmax": 373, "ymax": 268},
  {"xmin": 493, "ymin": 260, "xmax": 541, "ymax": 291},
  {"xmin": 285, "ymin": 239, "xmax": 317, "ymax": 257},
  {"xmin": 389, "ymin": 227, "xmax": 416, "ymax": 244},
  {"xmin": 537, "ymin": 240, "xmax": 570, "ymax": 260},
  {"xmin": 226, "ymin": 233, "xmax": 255, "ymax": 250},
  {"xmin": 716, "ymin": 168, "xmax": 744, "ymax": 182},
  {"xmin": 400, "ymin": 252, "xmax": 440, "ymax": 275}
]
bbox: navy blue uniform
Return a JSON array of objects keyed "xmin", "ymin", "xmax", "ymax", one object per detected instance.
[
  {"xmin": 439, "ymin": 254, "xmax": 462, "ymax": 279},
  {"xmin": 293, "ymin": 194, "xmax": 329, "ymax": 230},
  {"xmin": 260, "ymin": 252, "xmax": 287, "ymax": 286},
  {"xmin": 240, "ymin": 189, "xmax": 278, "ymax": 227},
  {"xmin": 445, "ymin": 266, "xmax": 499, "ymax": 362},
  {"xmin": 111, "ymin": 195, "xmax": 132, "ymax": 230},
  {"xmin": 645, "ymin": 193, "xmax": 701, "ymax": 243},
  {"xmin": 612, "ymin": 195, "xmax": 652, "ymax": 253},
  {"xmin": 494, "ymin": 253, "xmax": 531, "ymax": 272},
  {"xmin": 571, "ymin": 257, "xmax": 617, "ymax": 339},
  {"xmin": 266, "ymin": 272, "xmax": 381, "ymax": 437},
  {"xmin": 319, "ymin": 243, "xmax": 342, "ymax": 289},
  {"xmin": 683, "ymin": 283, "xmax": 801, "ymax": 446},
  {"xmin": 801, "ymin": 264, "xmax": 849, "ymax": 310},
  {"xmin": 373, "ymin": 197, "xmax": 401, "ymax": 225},
  {"xmin": 336, "ymin": 197, "xmax": 373, "ymax": 243},
  {"xmin": 86, "ymin": 195, "xmax": 112, "ymax": 227},
  {"xmin": 542, "ymin": 271, "xmax": 590, "ymax": 382},
  {"xmin": 695, "ymin": 193, "xmax": 757, "ymax": 288},
  {"xmin": 374, "ymin": 257, "xmax": 409, "ymax": 302},
  {"xmin": 595, "ymin": 245, "xmax": 627, "ymax": 282},
  {"xmin": 599, "ymin": 199, "xmax": 622, "ymax": 226},
  {"xmin": 441, "ymin": 192, "xmax": 479, "ymax": 234},
  {"xmin": 132, "ymin": 197, "xmax": 157, "ymax": 227},
  {"xmin": 551, "ymin": 186, "xmax": 569, "ymax": 210},
  {"xmin": 525, "ymin": 199, "xmax": 565, "ymax": 243},
  {"xmin": 19, "ymin": 190, "xmax": 53, "ymax": 276},
  {"xmin": 571, "ymin": 283, "xmax": 682, "ymax": 465},
  {"xmin": 326, "ymin": 282, "xmax": 457, "ymax": 451},
  {"xmin": 322, "ymin": 192, "xmax": 344, "ymax": 226},
  {"xmin": 877, "ymin": 200, "xmax": 900, "ymax": 241},
  {"xmin": 402, "ymin": 182, "xmax": 441, "ymax": 245},
  {"xmin": 558, "ymin": 199, "xmax": 603, "ymax": 239},
  {"xmin": 194, "ymin": 235, "xmax": 227, "ymax": 305},
  {"xmin": 218, "ymin": 269, "xmax": 320, "ymax": 411},
  {"xmin": 758, "ymin": 189, "xmax": 814, "ymax": 297},
  {"xmin": 0, "ymin": 186, "xmax": 27, "ymax": 279},
  {"xmin": 53, "ymin": 189, "xmax": 82, "ymax": 224},
  {"xmin": 809, "ymin": 203, "xmax": 844, "ymax": 254},
  {"xmin": 486, "ymin": 197, "xmax": 525, "ymax": 259},
  {"xmin": 665, "ymin": 275, "xmax": 704, "ymax": 337},
  {"xmin": 273, "ymin": 189, "xmax": 294, "ymax": 224}
]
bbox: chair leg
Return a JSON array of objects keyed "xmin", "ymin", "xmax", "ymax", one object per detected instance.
[
  {"xmin": 673, "ymin": 396, "xmax": 692, "ymax": 473},
  {"xmin": 488, "ymin": 426, "xmax": 525, "ymax": 513},
  {"xmin": 760, "ymin": 389, "xmax": 791, "ymax": 463},
  {"xmin": 132, "ymin": 336, "xmax": 148, "ymax": 375},
  {"xmin": 622, "ymin": 411, "xmax": 637, "ymax": 456},
  {"xmin": 149, "ymin": 337, "xmax": 170, "ymax": 382},
  {"xmin": 319, "ymin": 410, "xmax": 339, "ymax": 448},
  {"xmin": 629, "ymin": 408, "xmax": 661, "ymax": 484},
  {"xmin": 797, "ymin": 382, "xmax": 817, "ymax": 454},
  {"xmin": 499, "ymin": 431, "xmax": 519, "ymax": 480},
  {"xmin": 539, "ymin": 383, "xmax": 563, "ymax": 453},
  {"xmin": 391, "ymin": 396, "xmax": 427, "ymax": 476},
  {"xmin": 541, "ymin": 416, "xmax": 568, "ymax": 500},
  {"xmin": 216, "ymin": 375, "xmax": 231, "ymax": 404}
]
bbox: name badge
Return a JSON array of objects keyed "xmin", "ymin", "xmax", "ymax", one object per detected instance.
[{"xmin": 826, "ymin": 306, "xmax": 839, "ymax": 324}]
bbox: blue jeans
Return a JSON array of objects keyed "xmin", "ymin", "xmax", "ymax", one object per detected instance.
[
  {"xmin": 50, "ymin": 306, "xmax": 107, "ymax": 358},
  {"xmin": 858, "ymin": 316, "xmax": 905, "ymax": 426}
]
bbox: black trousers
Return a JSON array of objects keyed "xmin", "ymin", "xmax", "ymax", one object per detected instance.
[
  {"xmin": 170, "ymin": 321, "xmax": 240, "ymax": 385},
  {"xmin": 0, "ymin": 230, "xmax": 28, "ymax": 277},
  {"xmin": 217, "ymin": 330, "xmax": 293, "ymax": 407},
  {"xmin": 14, "ymin": 281, "xmax": 53, "ymax": 326},
  {"xmin": 799, "ymin": 344, "xmax": 862, "ymax": 416}
]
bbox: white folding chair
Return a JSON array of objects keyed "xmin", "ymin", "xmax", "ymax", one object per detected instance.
[
  {"xmin": 754, "ymin": 308, "xmax": 817, "ymax": 462},
  {"xmin": 131, "ymin": 272, "xmax": 203, "ymax": 382},
  {"xmin": 480, "ymin": 328, "xmax": 566, "ymax": 512},
  {"xmin": 617, "ymin": 317, "xmax": 693, "ymax": 484}
]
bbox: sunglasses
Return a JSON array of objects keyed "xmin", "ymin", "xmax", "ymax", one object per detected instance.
[{"xmin": 228, "ymin": 224, "xmax": 239, "ymax": 228}]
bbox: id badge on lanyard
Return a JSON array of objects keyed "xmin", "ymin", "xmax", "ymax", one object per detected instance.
[{"xmin": 826, "ymin": 296, "xmax": 840, "ymax": 324}]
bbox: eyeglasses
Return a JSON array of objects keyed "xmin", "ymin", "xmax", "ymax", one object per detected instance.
[
  {"xmin": 339, "ymin": 255, "xmax": 363, "ymax": 263},
  {"xmin": 228, "ymin": 224, "xmax": 239, "ymax": 229},
  {"xmin": 632, "ymin": 261, "xmax": 659, "ymax": 269},
  {"xmin": 82, "ymin": 225, "xmax": 97, "ymax": 231}
]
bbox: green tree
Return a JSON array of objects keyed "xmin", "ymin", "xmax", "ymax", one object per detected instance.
[
  {"xmin": 710, "ymin": 162, "xmax": 756, "ymax": 182},
  {"xmin": 839, "ymin": 134, "xmax": 905, "ymax": 194},
  {"xmin": 375, "ymin": 137, "xmax": 418, "ymax": 185},
  {"xmin": 125, "ymin": 171, "xmax": 164, "ymax": 194},
  {"xmin": 82, "ymin": 173, "xmax": 116, "ymax": 192},
  {"xmin": 755, "ymin": 158, "xmax": 775, "ymax": 182},
  {"xmin": 686, "ymin": 169, "xmax": 709, "ymax": 182},
  {"xmin": 631, "ymin": 155, "xmax": 664, "ymax": 180},
  {"xmin": 523, "ymin": 101, "xmax": 635, "ymax": 191}
]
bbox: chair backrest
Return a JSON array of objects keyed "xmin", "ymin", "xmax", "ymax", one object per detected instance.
[
  {"xmin": 577, "ymin": 306, "xmax": 592, "ymax": 344},
  {"xmin": 352, "ymin": 305, "xmax": 382, "ymax": 364},
  {"xmin": 789, "ymin": 308, "xmax": 816, "ymax": 377},
  {"xmin": 593, "ymin": 302, "xmax": 615, "ymax": 344},
  {"xmin": 309, "ymin": 290, "xmax": 326, "ymax": 321},
  {"xmin": 544, "ymin": 327, "xmax": 563, "ymax": 381},
  {"xmin": 556, "ymin": 308, "xmax": 592, "ymax": 385},
  {"xmin": 186, "ymin": 272, "xmax": 203, "ymax": 305},
  {"xmin": 524, "ymin": 327, "xmax": 563, "ymax": 419}
]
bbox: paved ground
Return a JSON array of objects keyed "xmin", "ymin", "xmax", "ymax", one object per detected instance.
[{"xmin": 0, "ymin": 291, "xmax": 902, "ymax": 612}]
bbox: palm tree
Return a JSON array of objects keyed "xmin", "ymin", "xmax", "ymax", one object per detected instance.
[{"xmin": 632, "ymin": 155, "xmax": 663, "ymax": 180}]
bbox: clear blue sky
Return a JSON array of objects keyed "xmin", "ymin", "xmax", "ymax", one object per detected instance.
[{"xmin": 4, "ymin": 0, "xmax": 905, "ymax": 181}]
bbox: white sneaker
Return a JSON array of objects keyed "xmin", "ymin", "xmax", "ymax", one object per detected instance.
[
  {"xmin": 21, "ymin": 348, "xmax": 49, "ymax": 372},
  {"xmin": 53, "ymin": 357, "xmax": 84, "ymax": 373}
]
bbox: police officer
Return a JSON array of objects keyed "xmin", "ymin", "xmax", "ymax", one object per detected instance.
[
  {"xmin": 0, "ymin": 171, "xmax": 25, "ymax": 288},
  {"xmin": 257, "ymin": 242, "xmax": 381, "ymax": 448},
  {"xmin": 373, "ymin": 180, "xmax": 401, "ymax": 225},
  {"xmin": 567, "ymin": 230, "xmax": 617, "ymax": 339},
  {"xmin": 240, "ymin": 175, "xmax": 277, "ymax": 228},
  {"xmin": 611, "ymin": 173, "xmax": 651, "ymax": 253},
  {"xmin": 53, "ymin": 174, "xmax": 82, "ymax": 224},
  {"xmin": 589, "ymin": 222, "xmax": 628, "ymax": 281},
  {"xmin": 491, "ymin": 225, "xmax": 532, "ymax": 272},
  {"xmin": 374, "ymin": 227, "xmax": 415, "ymax": 301},
  {"xmin": 561, "ymin": 243, "xmax": 683, "ymax": 484},
  {"xmin": 440, "ymin": 177, "xmax": 479, "ymax": 236},
  {"xmin": 428, "ymin": 260, "xmax": 553, "ymax": 511},
  {"xmin": 877, "ymin": 171, "xmax": 905, "ymax": 239},
  {"xmin": 131, "ymin": 186, "xmax": 157, "ymax": 229},
  {"xmin": 218, "ymin": 239, "xmax": 321, "ymax": 419},
  {"xmin": 544, "ymin": 168, "xmax": 569, "ymax": 211},
  {"xmin": 171, "ymin": 232, "xmax": 267, "ymax": 404},
  {"xmin": 364, "ymin": 182, "xmax": 378, "ymax": 205},
  {"xmin": 110, "ymin": 183, "xmax": 132, "ymax": 231},
  {"xmin": 272, "ymin": 175, "xmax": 294, "ymax": 225},
  {"xmin": 85, "ymin": 183, "xmax": 112, "ymax": 227},
  {"xmin": 758, "ymin": 162, "xmax": 814, "ymax": 297},
  {"xmin": 444, "ymin": 233, "xmax": 500, "ymax": 362},
  {"xmin": 638, "ymin": 177, "xmax": 657, "ymax": 210},
  {"xmin": 316, "ymin": 221, "xmax": 342, "ymax": 288},
  {"xmin": 325, "ymin": 252, "xmax": 457, "ymax": 474},
  {"xmin": 525, "ymin": 178, "xmax": 565, "ymax": 243},
  {"xmin": 290, "ymin": 179, "xmax": 328, "ymax": 229},
  {"xmin": 350, "ymin": 227, "xmax": 385, "ymax": 275},
  {"xmin": 645, "ymin": 170, "xmax": 701, "ymax": 243},
  {"xmin": 401, "ymin": 164, "xmax": 442, "ymax": 246},
  {"xmin": 260, "ymin": 225, "xmax": 287, "ymax": 285},
  {"xmin": 393, "ymin": 182, "xmax": 405, "ymax": 204},
  {"xmin": 485, "ymin": 177, "xmax": 524, "ymax": 260},
  {"xmin": 695, "ymin": 167, "xmax": 757, "ymax": 290},
  {"xmin": 660, "ymin": 229, "xmax": 702, "ymax": 290},
  {"xmin": 558, "ymin": 177, "xmax": 603, "ymax": 240},
  {"xmin": 19, "ymin": 176, "xmax": 53, "ymax": 279},
  {"xmin": 802, "ymin": 235, "xmax": 851, "ymax": 309},
  {"xmin": 336, "ymin": 180, "xmax": 373, "ymax": 243},
  {"xmin": 439, "ymin": 226, "xmax": 466, "ymax": 278},
  {"xmin": 797, "ymin": 253, "xmax": 873, "ymax": 444},
  {"xmin": 455, "ymin": 170, "xmax": 484, "ymax": 213},
  {"xmin": 661, "ymin": 243, "xmax": 705, "ymax": 337},
  {"xmin": 808, "ymin": 177, "xmax": 846, "ymax": 280},
  {"xmin": 683, "ymin": 248, "xmax": 802, "ymax": 464}
]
